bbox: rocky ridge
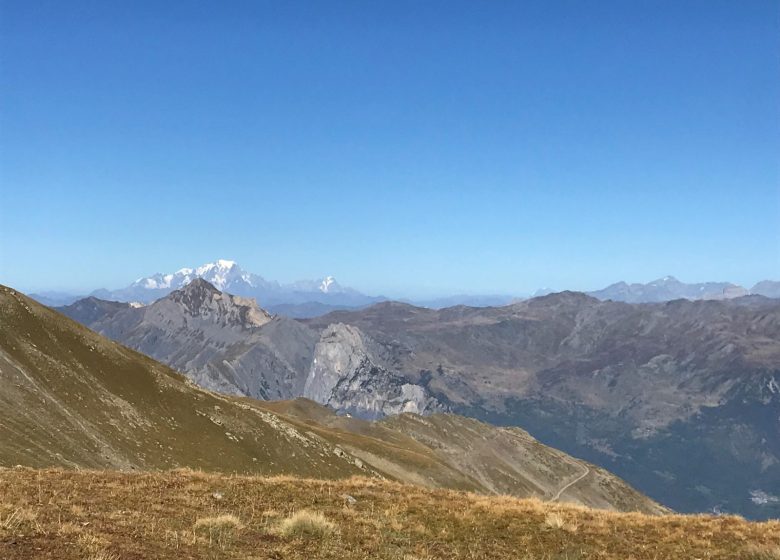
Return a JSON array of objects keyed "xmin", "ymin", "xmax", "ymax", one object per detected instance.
[{"xmin": 304, "ymin": 323, "xmax": 443, "ymax": 418}]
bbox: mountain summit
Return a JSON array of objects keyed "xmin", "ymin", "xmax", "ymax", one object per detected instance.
[
  {"xmin": 130, "ymin": 259, "xmax": 252, "ymax": 291},
  {"xmin": 168, "ymin": 278, "xmax": 272, "ymax": 328}
]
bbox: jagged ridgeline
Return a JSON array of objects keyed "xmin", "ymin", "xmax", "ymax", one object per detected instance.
[
  {"xmin": 0, "ymin": 285, "xmax": 664, "ymax": 513},
  {"xmin": 58, "ymin": 279, "xmax": 440, "ymax": 416}
]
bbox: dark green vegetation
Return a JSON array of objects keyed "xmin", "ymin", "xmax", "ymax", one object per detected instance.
[{"xmin": 0, "ymin": 285, "xmax": 662, "ymax": 513}]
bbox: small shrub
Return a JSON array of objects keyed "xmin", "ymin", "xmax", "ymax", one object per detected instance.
[
  {"xmin": 276, "ymin": 510, "xmax": 336, "ymax": 538},
  {"xmin": 77, "ymin": 533, "xmax": 110, "ymax": 554}
]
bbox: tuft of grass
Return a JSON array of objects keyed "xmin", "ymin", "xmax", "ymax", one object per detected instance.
[
  {"xmin": 193, "ymin": 513, "xmax": 243, "ymax": 530},
  {"xmin": 276, "ymin": 510, "xmax": 336, "ymax": 539},
  {"xmin": 0, "ymin": 506, "xmax": 40, "ymax": 536},
  {"xmin": 544, "ymin": 511, "xmax": 579, "ymax": 533},
  {"xmin": 87, "ymin": 553, "xmax": 119, "ymax": 560},
  {"xmin": 193, "ymin": 514, "xmax": 243, "ymax": 548},
  {"xmin": 77, "ymin": 533, "xmax": 109, "ymax": 553},
  {"xmin": 76, "ymin": 532, "xmax": 118, "ymax": 560}
]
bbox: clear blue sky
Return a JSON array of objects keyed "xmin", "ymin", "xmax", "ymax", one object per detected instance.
[{"xmin": 1, "ymin": 1, "xmax": 778, "ymax": 297}]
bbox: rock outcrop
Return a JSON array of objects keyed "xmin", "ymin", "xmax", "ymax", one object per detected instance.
[{"xmin": 304, "ymin": 323, "xmax": 444, "ymax": 418}]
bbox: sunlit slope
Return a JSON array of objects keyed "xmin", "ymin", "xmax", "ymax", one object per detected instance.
[
  {"xmin": 0, "ymin": 285, "xmax": 365, "ymax": 477},
  {"xmin": 1, "ymin": 469, "xmax": 777, "ymax": 560}
]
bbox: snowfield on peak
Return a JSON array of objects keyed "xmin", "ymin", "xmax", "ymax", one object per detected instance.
[
  {"xmin": 89, "ymin": 260, "xmax": 383, "ymax": 308},
  {"xmin": 320, "ymin": 276, "xmax": 336, "ymax": 293}
]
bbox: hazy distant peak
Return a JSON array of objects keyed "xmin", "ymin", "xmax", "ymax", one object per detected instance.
[
  {"xmin": 751, "ymin": 280, "xmax": 780, "ymax": 298},
  {"xmin": 528, "ymin": 290, "xmax": 599, "ymax": 307},
  {"xmin": 128, "ymin": 259, "xmax": 255, "ymax": 293},
  {"xmin": 649, "ymin": 275, "xmax": 681, "ymax": 285},
  {"xmin": 588, "ymin": 276, "xmax": 749, "ymax": 303}
]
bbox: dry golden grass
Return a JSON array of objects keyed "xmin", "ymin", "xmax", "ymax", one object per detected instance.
[
  {"xmin": 0, "ymin": 467, "xmax": 777, "ymax": 560},
  {"xmin": 276, "ymin": 510, "xmax": 336, "ymax": 538},
  {"xmin": 0, "ymin": 506, "xmax": 40, "ymax": 537},
  {"xmin": 86, "ymin": 553, "xmax": 119, "ymax": 560},
  {"xmin": 747, "ymin": 545, "xmax": 780, "ymax": 560},
  {"xmin": 194, "ymin": 513, "xmax": 243, "ymax": 548},
  {"xmin": 194, "ymin": 513, "xmax": 243, "ymax": 530},
  {"xmin": 544, "ymin": 511, "xmax": 579, "ymax": 533},
  {"xmin": 75, "ymin": 532, "xmax": 119, "ymax": 560}
]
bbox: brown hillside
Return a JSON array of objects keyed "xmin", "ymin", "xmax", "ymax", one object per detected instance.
[{"xmin": 1, "ymin": 468, "xmax": 778, "ymax": 560}]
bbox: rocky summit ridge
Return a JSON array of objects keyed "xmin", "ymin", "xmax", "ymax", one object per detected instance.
[{"xmin": 167, "ymin": 277, "xmax": 272, "ymax": 328}]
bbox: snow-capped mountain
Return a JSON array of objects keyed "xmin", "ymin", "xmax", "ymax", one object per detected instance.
[
  {"xmin": 89, "ymin": 260, "xmax": 382, "ymax": 307},
  {"xmin": 128, "ymin": 260, "xmax": 271, "ymax": 293},
  {"xmin": 287, "ymin": 275, "xmax": 349, "ymax": 295}
]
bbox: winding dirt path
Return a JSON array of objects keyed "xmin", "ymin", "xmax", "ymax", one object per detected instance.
[{"xmin": 551, "ymin": 464, "xmax": 590, "ymax": 502}]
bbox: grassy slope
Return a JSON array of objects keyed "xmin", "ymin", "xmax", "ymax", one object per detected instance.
[
  {"xmin": 1, "ymin": 468, "xmax": 778, "ymax": 560},
  {"xmin": 263, "ymin": 399, "xmax": 666, "ymax": 514},
  {"xmin": 0, "ymin": 286, "xmax": 364, "ymax": 478}
]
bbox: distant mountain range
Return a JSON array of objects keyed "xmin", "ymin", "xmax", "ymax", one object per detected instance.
[
  {"xmin": 56, "ymin": 279, "xmax": 780, "ymax": 519},
  {"xmin": 304, "ymin": 292, "xmax": 780, "ymax": 520},
  {"xmin": 588, "ymin": 276, "xmax": 757, "ymax": 303},
  {"xmin": 90, "ymin": 259, "xmax": 384, "ymax": 308},
  {"xmin": 27, "ymin": 260, "xmax": 780, "ymax": 316},
  {"xmin": 1, "ymin": 284, "xmax": 664, "ymax": 513}
]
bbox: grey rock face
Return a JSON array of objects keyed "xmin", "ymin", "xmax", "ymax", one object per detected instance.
[
  {"xmin": 57, "ymin": 282, "xmax": 440, "ymax": 419},
  {"xmin": 304, "ymin": 324, "xmax": 444, "ymax": 419},
  {"xmin": 162, "ymin": 278, "xmax": 272, "ymax": 330}
]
